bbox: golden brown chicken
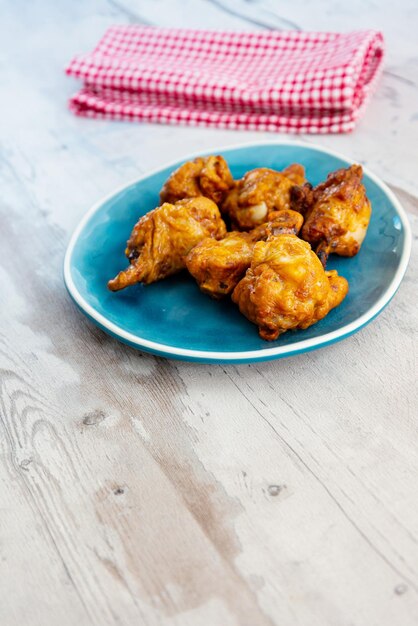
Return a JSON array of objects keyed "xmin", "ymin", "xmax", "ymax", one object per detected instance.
[
  {"xmin": 281, "ymin": 163, "xmax": 306, "ymax": 186},
  {"xmin": 186, "ymin": 232, "xmax": 254, "ymax": 300},
  {"xmin": 185, "ymin": 210, "xmax": 303, "ymax": 299},
  {"xmin": 232, "ymin": 234, "xmax": 348, "ymax": 340},
  {"xmin": 289, "ymin": 182, "xmax": 314, "ymax": 216},
  {"xmin": 293, "ymin": 165, "xmax": 371, "ymax": 267},
  {"xmin": 160, "ymin": 155, "xmax": 234, "ymax": 205},
  {"xmin": 108, "ymin": 197, "xmax": 226, "ymax": 291},
  {"xmin": 222, "ymin": 164, "xmax": 306, "ymax": 231}
]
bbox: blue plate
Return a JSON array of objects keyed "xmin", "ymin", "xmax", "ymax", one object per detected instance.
[{"xmin": 64, "ymin": 141, "xmax": 411, "ymax": 363}]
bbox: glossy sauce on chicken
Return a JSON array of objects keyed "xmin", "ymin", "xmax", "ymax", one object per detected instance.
[
  {"xmin": 185, "ymin": 210, "xmax": 303, "ymax": 298},
  {"xmin": 108, "ymin": 197, "xmax": 226, "ymax": 291},
  {"xmin": 293, "ymin": 164, "xmax": 371, "ymax": 266},
  {"xmin": 232, "ymin": 234, "xmax": 348, "ymax": 340},
  {"xmin": 222, "ymin": 164, "xmax": 306, "ymax": 231},
  {"xmin": 160, "ymin": 155, "xmax": 234, "ymax": 205}
]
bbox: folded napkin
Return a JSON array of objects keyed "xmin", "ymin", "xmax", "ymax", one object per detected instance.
[{"xmin": 66, "ymin": 27, "xmax": 384, "ymax": 134}]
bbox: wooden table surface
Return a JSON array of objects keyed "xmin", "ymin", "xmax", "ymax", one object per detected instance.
[{"xmin": 1, "ymin": 1, "xmax": 418, "ymax": 625}]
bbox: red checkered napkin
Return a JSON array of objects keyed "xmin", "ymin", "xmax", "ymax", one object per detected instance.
[{"xmin": 66, "ymin": 27, "xmax": 384, "ymax": 134}]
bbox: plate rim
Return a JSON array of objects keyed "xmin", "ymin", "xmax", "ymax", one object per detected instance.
[{"xmin": 63, "ymin": 139, "xmax": 412, "ymax": 362}]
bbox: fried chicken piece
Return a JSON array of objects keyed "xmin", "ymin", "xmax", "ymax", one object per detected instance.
[
  {"xmin": 282, "ymin": 163, "xmax": 306, "ymax": 185},
  {"xmin": 232, "ymin": 234, "xmax": 348, "ymax": 341},
  {"xmin": 108, "ymin": 197, "xmax": 226, "ymax": 291},
  {"xmin": 160, "ymin": 155, "xmax": 234, "ymax": 205},
  {"xmin": 186, "ymin": 232, "xmax": 255, "ymax": 299},
  {"xmin": 222, "ymin": 165, "xmax": 306, "ymax": 231},
  {"xmin": 295, "ymin": 165, "xmax": 371, "ymax": 267},
  {"xmin": 290, "ymin": 182, "xmax": 314, "ymax": 216},
  {"xmin": 257, "ymin": 209, "xmax": 304, "ymax": 239},
  {"xmin": 185, "ymin": 210, "xmax": 303, "ymax": 299}
]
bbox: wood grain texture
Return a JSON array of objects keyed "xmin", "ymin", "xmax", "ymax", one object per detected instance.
[{"xmin": 1, "ymin": 1, "xmax": 418, "ymax": 625}]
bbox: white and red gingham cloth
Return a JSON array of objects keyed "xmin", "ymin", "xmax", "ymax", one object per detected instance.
[{"xmin": 66, "ymin": 27, "xmax": 384, "ymax": 134}]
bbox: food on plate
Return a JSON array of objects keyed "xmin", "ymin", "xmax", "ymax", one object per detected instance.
[
  {"xmin": 108, "ymin": 154, "xmax": 372, "ymax": 341},
  {"xmin": 160, "ymin": 155, "xmax": 234, "ymax": 205},
  {"xmin": 222, "ymin": 164, "xmax": 306, "ymax": 230},
  {"xmin": 261, "ymin": 208, "xmax": 305, "ymax": 238},
  {"xmin": 292, "ymin": 164, "xmax": 371, "ymax": 267},
  {"xmin": 232, "ymin": 234, "xmax": 349, "ymax": 341},
  {"xmin": 186, "ymin": 231, "xmax": 255, "ymax": 299},
  {"xmin": 108, "ymin": 197, "xmax": 226, "ymax": 291},
  {"xmin": 186, "ymin": 209, "xmax": 303, "ymax": 298},
  {"xmin": 281, "ymin": 163, "xmax": 306, "ymax": 185}
]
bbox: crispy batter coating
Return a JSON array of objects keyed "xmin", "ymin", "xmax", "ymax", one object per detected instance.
[
  {"xmin": 222, "ymin": 165, "xmax": 306, "ymax": 231},
  {"xmin": 160, "ymin": 155, "xmax": 234, "ymax": 205},
  {"xmin": 186, "ymin": 232, "xmax": 255, "ymax": 299},
  {"xmin": 232, "ymin": 235, "xmax": 348, "ymax": 341},
  {"xmin": 108, "ymin": 197, "xmax": 226, "ymax": 291},
  {"xmin": 296, "ymin": 165, "xmax": 371, "ymax": 266},
  {"xmin": 185, "ymin": 210, "xmax": 303, "ymax": 299},
  {"xmin": 282, "ymin": 163, "xmax": 306, "ymax": 185},
  {"xmin": 290, "ymin": 182, "xmax": 314, "ymax": 216},
  {"xmin": 259, "ymin": 209, "xmax": 304, "ymax": 239}
]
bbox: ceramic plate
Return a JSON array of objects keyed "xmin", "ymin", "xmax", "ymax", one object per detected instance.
[{"xmin": 64, "ymin": 141, "xmax": 411, "ymax": 363}]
